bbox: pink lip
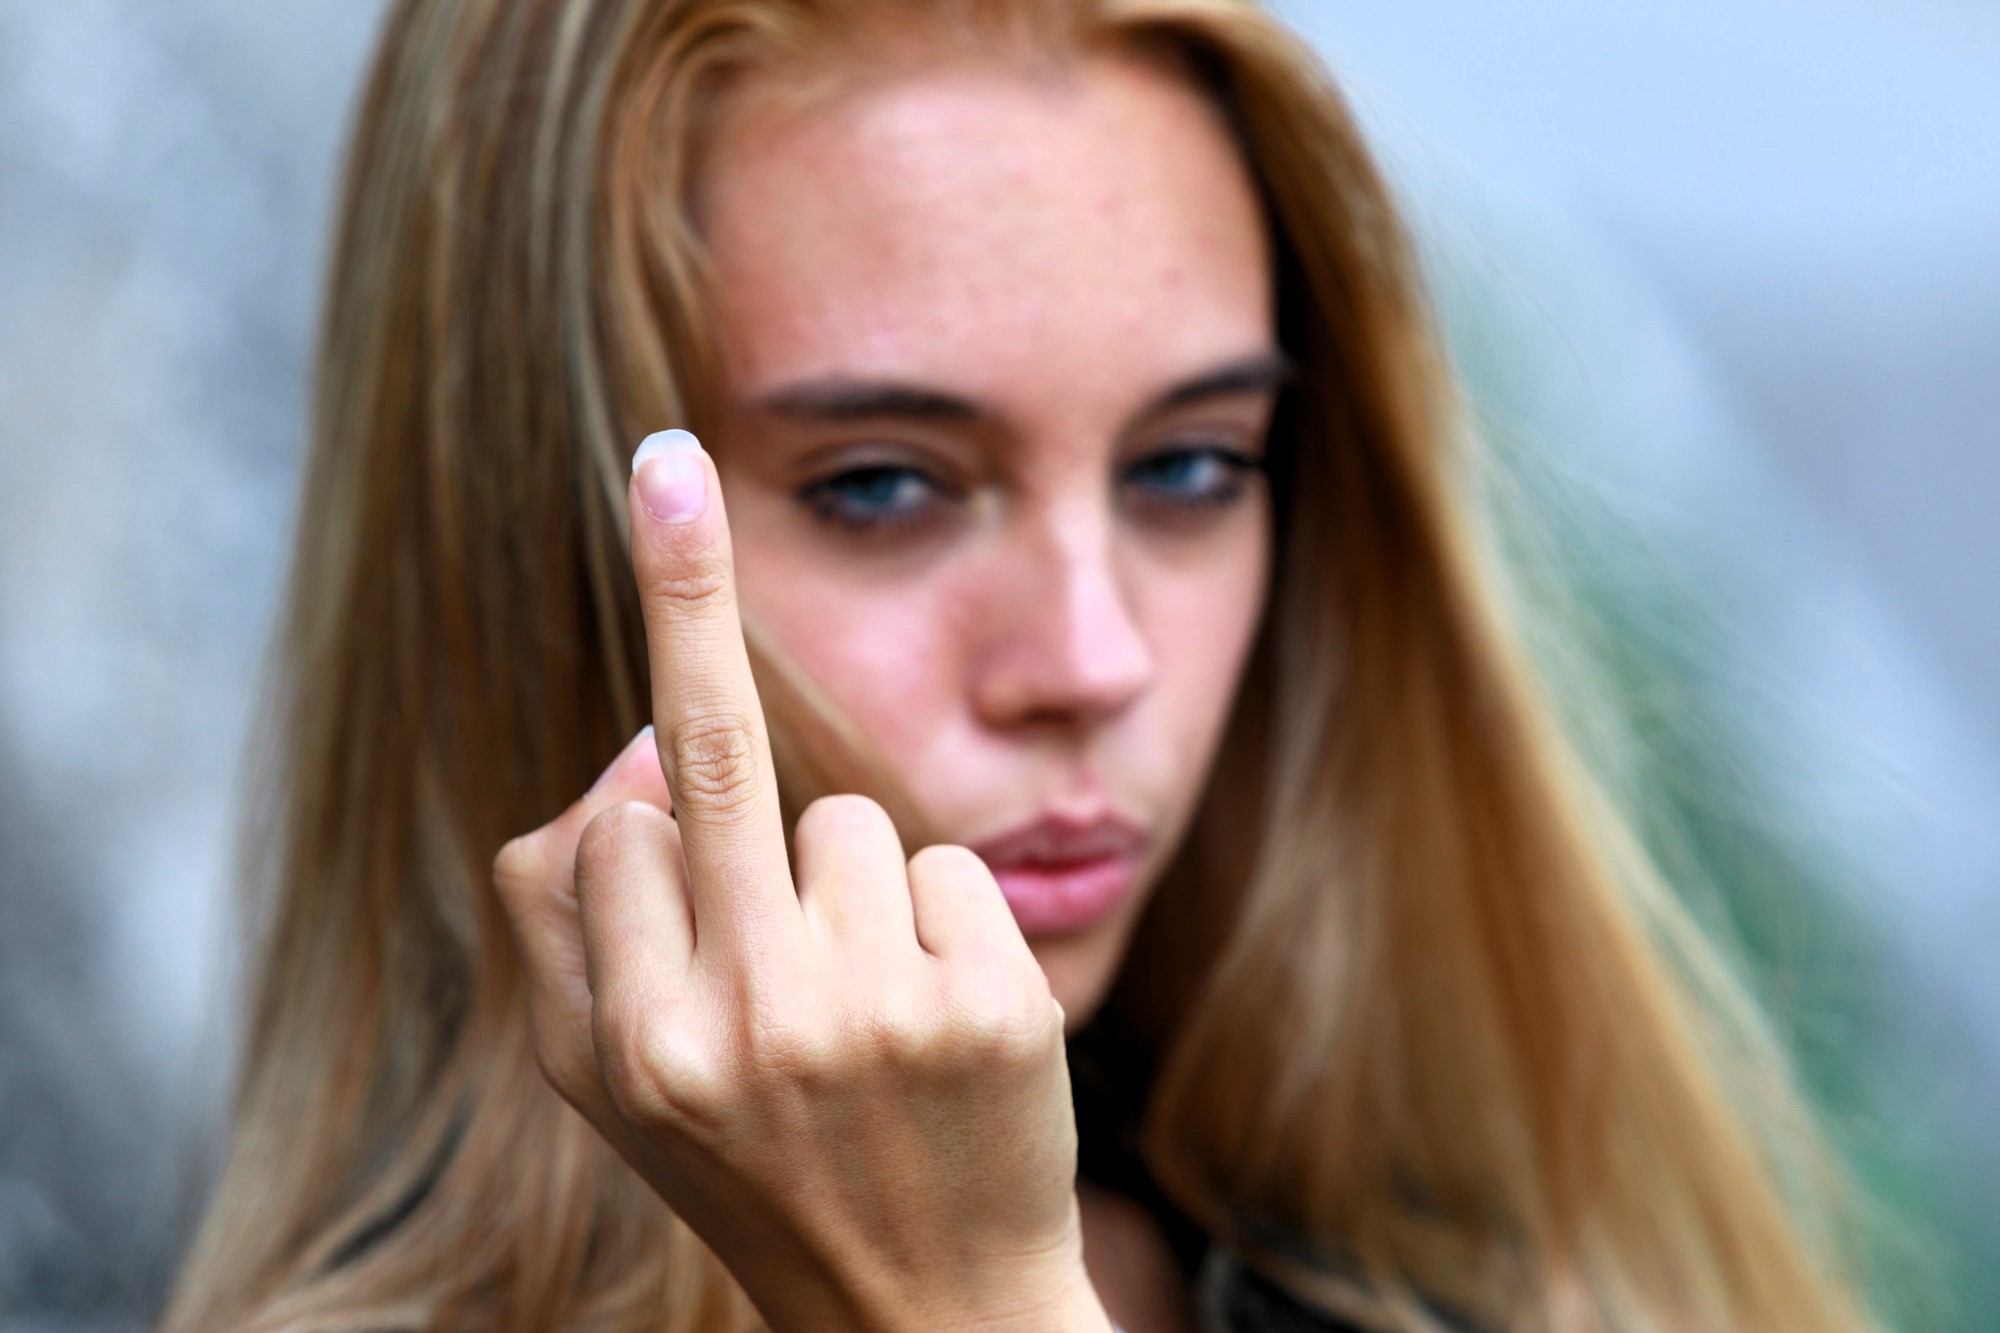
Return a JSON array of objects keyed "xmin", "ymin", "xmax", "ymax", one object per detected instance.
[{"xmin": 969, "ymin": 814, "xmax": 1147, "ymax": 936}]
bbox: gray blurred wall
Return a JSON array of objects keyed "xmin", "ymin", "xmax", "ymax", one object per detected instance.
[{"xmin": 0, "ymin": 2, "xmax": 391, "ymax": 1322}]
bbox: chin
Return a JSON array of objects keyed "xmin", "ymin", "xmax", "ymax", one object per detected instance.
[{"xmin": 1028, "ymin": 914, "xmax": 1140, "ymax": 1033}]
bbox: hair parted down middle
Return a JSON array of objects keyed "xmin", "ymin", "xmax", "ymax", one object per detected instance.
[{"xmin": 161, "ymin": 1, "xmax": 1882, "ymax": 1329}]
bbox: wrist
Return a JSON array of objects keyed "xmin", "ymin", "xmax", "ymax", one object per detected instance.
[
  {"xmin": 753, "ymin": 1252, "xmax": 1113, "ymax": 1333},
  {"xmin": 956, "ymin": 1259, "xmax": 1115, "ymax": 1333}
]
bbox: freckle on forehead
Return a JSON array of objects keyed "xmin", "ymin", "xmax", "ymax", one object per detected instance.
[{"xmin": 712, "ymin": 53, "xmax": 1270, "ymax": 401}]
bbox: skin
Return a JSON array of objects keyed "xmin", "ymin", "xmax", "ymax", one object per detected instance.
[{"xmin": 494, "ymin": 51, "xmax": 1276, "ymax": 1333}]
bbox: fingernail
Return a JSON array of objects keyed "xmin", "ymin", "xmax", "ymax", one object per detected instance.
[
  {"xmin": 633, "ymin": 429, "xmax": 708, "ymax": 524},
  {"xmin": 589, "ymin": 725, "xmax": 656, "ymax": 795},
  {"xmin": 632, "ymin": 429, "xmax": 702, "ymax": 471}
]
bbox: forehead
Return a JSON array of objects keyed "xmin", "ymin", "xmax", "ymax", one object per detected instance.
[{"xmin": 696, "ymin": 52, "xmax": 1275, "ymax": 409}]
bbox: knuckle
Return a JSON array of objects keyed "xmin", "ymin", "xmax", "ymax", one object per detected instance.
[
  {"xmin": 595, "ymin": 996, "xmax": 726, "ymax": 1133},
  {"xmin": 640, "ymin": 553, "xmax": 730, "ymax": 616},
  {"xmin": 665, "ymin": 710, "xmax": 763, "ymax": 817},
  {"xmin": 795, "ymin": 793, "xmax": 896, "ymax": 849},
  {"xmin": 863, "ymin": 970, "xmax": 1025, "ymax": 1077},
  {"xmin": 528, "ymin": 1023, "xmax": 584, "ymax": 1101},
  {"xmin": 592, "ymin": 1001, "xmax": 658, "ymax": 1119},
  {"xmin": 973, "ymin": 1006, "xmax": 1061, "ymax": 1073},
  {"xmin": 601, "ymin": 1055, "xmax": 676, "ymax": 1131},
  {"xmin": 906, "ymin": 841, "xmax": 993, "ymax": 889},
  {"xmin": 878, "ymin": 1005, "xmax": 952, "ymax": 1072},
  {"xmin": 947, "ymin": 973, "xmax": 1062, "ymax": 1068},
  {"xmin": 490, "ymin": 833, "xmax": 544, "ymax": 907},
  {"xmin": 574, "ymin": 801, "xmax": 662, "ymax": 887},
  {"xmin": 601, "ymin": 1064, "xmax": 669, "ymax": 1131}
]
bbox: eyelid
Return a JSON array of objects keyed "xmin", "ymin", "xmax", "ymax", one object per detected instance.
[
  {"xmin": 1122, "ymin": 437, "xmax": 1267, "ymax": 474},
  {"xmin": 790, "ymin": 434, "xmax": 980, "ymax": 490},
  {"xmin": 1122, "ymin": 404, "xmax": 1271, "ymax": 452},
  {"xmin": 1117, "ymin": 442, "xmax": 1266, "ymax": 516},
  {"xmin": 795, "ymin": 457, "xmax": 966, "ymax": 539},
  {"xmin": 803, "ymin": 454, "xmax": 968, "ymax": 501},
  {"xmin": 1125, "ymin": 387, "xmax": 1279, "ymax": 440}
]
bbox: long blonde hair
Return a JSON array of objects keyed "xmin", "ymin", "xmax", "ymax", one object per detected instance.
[{"xmin": 164, "ymin": 1, "xmax": 1880, "ymax": 1328}]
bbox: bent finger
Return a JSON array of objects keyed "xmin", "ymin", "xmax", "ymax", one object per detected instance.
[
  {"xmin": 905, "ymin": 843, "xmax": 1037, "ymax": 971},
  {"xmin": 493, "ymin": 727, "xmax": 675, "ymax": 1102},
  {"xmin": 574, "ymin": 798, "xmax": 696, "ymax": 1009},
  {"xmin": 793, "ymin": 793, "xmax": 917, "ymax": 958}
]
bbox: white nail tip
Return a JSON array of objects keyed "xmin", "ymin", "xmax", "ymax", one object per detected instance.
[{"xmin": 632, "ymin": 428, "xmax": 703, "ymax": 474}]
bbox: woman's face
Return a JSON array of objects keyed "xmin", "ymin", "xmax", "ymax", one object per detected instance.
[{"xmin": 700, "ymin": 51, "xmax": 1279, "ymax": 1024}]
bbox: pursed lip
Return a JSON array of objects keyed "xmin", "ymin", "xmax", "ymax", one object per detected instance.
[
  {"xmin": 967, "ymin": 811, "xmax": 1149, "ymax": 871},
  {"xmin": 966, "ymin": 811, "xmax": 1151, "ymax": 935}
]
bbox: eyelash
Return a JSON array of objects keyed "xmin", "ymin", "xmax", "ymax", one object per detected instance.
[
  {"xmin": 1123, "ymin": 446, "xmax": 1265, "ymax": 512},
  {"xmin": 799, "ymin": 464, "xmax": 946, "ymax": 536},
  {"xmin": 796, "ymin": 445, "xmax": 1265, "ymax": 536}
]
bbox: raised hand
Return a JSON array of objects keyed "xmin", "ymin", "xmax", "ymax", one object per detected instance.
[{"xmin": 492, "ymin": 430, "xmax": 1112, "ymax": 1333}]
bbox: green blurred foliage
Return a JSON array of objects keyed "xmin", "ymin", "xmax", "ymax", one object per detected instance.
[{"xmin": 1414, "ymin": 213, "xmax": 1997, "ymax": 1331}]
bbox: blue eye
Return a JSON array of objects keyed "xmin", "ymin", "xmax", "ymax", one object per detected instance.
[
  {"xmin": 1124, "ymin": 446, "xmax": 1262, "ymax": 510},
  {"xmin": 799, "ymin": 464, "xmax": 942, "ymax": 534}
]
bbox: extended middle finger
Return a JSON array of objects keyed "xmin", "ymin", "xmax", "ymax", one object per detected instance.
[{"xmin": 628, "ymin": 429, "xmax": 802, "ymax": 960}]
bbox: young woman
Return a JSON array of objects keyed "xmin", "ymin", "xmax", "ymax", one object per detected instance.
[{"xmin": 162, "ymin": 0, "xmax": 1882, "ymax": 1329}]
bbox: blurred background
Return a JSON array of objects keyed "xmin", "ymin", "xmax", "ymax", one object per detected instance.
[{"xmin": 1, "ymin": 0, "xmax": 1995, "ymax": 1327}]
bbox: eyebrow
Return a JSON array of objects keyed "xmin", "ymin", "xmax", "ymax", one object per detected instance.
[
  {"xmin": 1153, "ymin": 351, "xmax": 1296, "ymax": 412},
  {"xmin": 752, "ymin": 380, "xmax": 981, "ymax": 423},
  {"xmin": 746, "ymin": 350, "xmax": 1295, "ymax": 426}
]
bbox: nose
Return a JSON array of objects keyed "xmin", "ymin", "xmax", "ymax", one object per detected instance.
[{"xmin": 970, "ymin": 502, "xmax": 1156, "ymax": 733}]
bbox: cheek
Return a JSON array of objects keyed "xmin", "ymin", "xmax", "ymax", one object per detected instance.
[
  {"xmin": 1136, "ymin": 526, "xmax": 1270, "ymax": 752},
  {"xmin": 742, "ymin": 553, "xmax": 972, "ymax": 774}
]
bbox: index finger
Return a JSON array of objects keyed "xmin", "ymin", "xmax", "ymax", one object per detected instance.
[{"xmin": 628, "ymin": 429, "xmax": 800, "ymax": 955}]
